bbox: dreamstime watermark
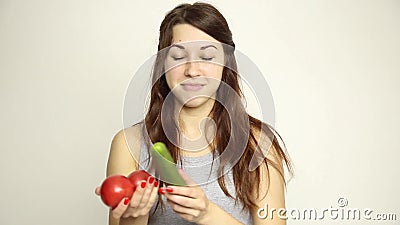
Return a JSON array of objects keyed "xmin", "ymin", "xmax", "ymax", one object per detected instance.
[{"xmin": 257, "ymin": 197, "xmax": 397, "ymax": 221}]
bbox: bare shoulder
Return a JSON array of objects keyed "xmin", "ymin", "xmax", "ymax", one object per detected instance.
[
  {"xmin": 107, "ymin": 124, "xmax": 143, "ymax": 177},
  {"xmin": 249, "ymin": 122, "xmax": 286, "ymax": 197},
  {"xmin": 250, "ymin": 124, "xmax": 287, "ymax": 224},
  {"xmin": 111, "ymin": 124, "xmax": 142, "ymax": 157},
  {"xmin": 250, "ymin": 123, "xmax": 284, "ymax": 168}
]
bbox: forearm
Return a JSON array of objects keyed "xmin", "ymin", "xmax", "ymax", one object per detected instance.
[{"xmin": 198, "ymin": 202, "xmax": 244, "ymax": 225}]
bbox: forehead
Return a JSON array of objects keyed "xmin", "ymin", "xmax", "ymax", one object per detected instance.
[{"xmin": 171, "ymin": 24, "xmax": 219, "ymax": 44}]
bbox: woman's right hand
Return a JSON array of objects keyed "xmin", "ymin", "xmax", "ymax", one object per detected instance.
[{"xmin": 95, "ymin": 176, "xmax": 159, "ymax": 219}]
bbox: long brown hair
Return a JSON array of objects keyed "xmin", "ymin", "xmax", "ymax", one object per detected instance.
[{"xmin": 143, "ymin": 2, "xmax": 293, "ymax": 212}]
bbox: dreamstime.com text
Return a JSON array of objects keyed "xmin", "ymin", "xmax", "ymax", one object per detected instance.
[{"xmin": 257, "ymin": 198, "xmax": 397, "ymax": 221}]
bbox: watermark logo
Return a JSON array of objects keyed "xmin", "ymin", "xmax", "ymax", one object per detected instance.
[{"xmin": 257, "ymin": 197, "xmax": 397, "ymax": 221}]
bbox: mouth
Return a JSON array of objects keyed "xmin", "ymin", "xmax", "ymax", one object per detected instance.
[{"xmin": 180, "ymin": 83, "xmax": 206, "ymax": 91}]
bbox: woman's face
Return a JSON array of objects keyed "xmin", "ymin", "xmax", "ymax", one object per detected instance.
[{"xmin": 164, "ymin": 24, "xmax": 225, "ymax": 108}]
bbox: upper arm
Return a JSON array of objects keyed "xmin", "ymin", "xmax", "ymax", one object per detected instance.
[
  {"xmin": 106, "ymin": 125, "xmax": 142, "ymax": 177},
  {"xmin": 250, "ymin": 129, "xmax": 287, "ymax": 225},
  {"xmin": 106, "ymin": 125, "xmax": 148, "ymax": 225},
  {"xmin": 251, "ymin": 147, "xmax": 286, "ymax": 225}
]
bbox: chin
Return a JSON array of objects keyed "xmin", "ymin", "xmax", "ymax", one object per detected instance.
[{"xmin": 182, "ymin": 97, "xmax": 213, "ymax": 108}]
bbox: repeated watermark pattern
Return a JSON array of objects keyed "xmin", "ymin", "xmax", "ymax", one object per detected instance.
[
  {"xmin": 257, "ymin": 197, "xmax": 397, "ymax": 221},
  {"xmin": 123, "ymin": 41, "xmax": 276, "ymax": 184}
]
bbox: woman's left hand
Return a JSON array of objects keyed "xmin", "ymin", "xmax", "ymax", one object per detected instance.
[{"xmin": 162, "ymin": 169, "xmax": 211, "ymax": 224}]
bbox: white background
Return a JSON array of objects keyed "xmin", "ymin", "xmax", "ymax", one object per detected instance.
[{"xmin": 0, "ymin": 0, "xmax": 399, "ymax": 224}]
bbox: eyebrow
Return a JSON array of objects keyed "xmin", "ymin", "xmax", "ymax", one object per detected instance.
[
  {"xmin": 170, "ymin": 44, "xmax": 218, "ymax": 50},
  {"xmin": 200, "ymin": 45, "xmax": 217, "ymax": 50},
  {"xmin": 170, "ymin": 44, "xmax": 185, "ymax": 49}
]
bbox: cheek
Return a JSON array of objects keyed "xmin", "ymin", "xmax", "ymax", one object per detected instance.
[
  {"xmin": 165, "ymin": 67, "xmax": 185, "ymax": 89},
  {"xmin": 204, "ymin": 64, "xmax": 224, "ymax": 80}
]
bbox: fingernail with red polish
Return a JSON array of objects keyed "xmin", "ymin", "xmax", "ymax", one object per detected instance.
[
  {"xmin": 154, "ymin": 181, "xmax": 158, "ymax": 187},
  {"xmin": 149, "ymin": 176, "xmax": 155, "ymax": 184},
  {"xmin": 141, "ymin": 181, "xmax": 146, "ymax": 188},
  {"xmin": 166, "ymin": 187, "xmax": 173, "ymax": 193},
  {"xmin": 158, "ymin": 188, "xmax": 166, "ymax": 194},
  {"xmin": 124, "ymin": 198, "xmax": 130, "ymax": 205}
]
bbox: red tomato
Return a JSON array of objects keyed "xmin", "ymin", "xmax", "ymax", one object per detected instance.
[
  {"xmin": 128, "ymin": 170, "xmax": 151, "ymax": 191},
  {"xmin": 100, "ymin": 175, "xmax": 134, "ymax": 209}
]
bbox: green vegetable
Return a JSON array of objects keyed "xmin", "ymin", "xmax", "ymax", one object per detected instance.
[
  {"xmin": 152, "ymin": 142, "xmax": 174, "ymax": 162},
  {"xmin": 150, "ymin": 142, "xmax": 186, "ymax": 186}
]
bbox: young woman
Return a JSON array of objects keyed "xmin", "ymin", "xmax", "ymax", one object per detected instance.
[{"xmin": 96, "ymin": 2, "xmax": 293, "ymax": 225}]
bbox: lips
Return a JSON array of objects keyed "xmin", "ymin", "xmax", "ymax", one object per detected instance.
[{"xmin": 180, "ymin": 83, "xmax": 205, "ymax": 91}]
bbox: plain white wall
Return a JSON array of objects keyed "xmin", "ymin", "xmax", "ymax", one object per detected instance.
[{"xmin": 0, "ymin": 0, "xmax": 399, "ymax": 224}]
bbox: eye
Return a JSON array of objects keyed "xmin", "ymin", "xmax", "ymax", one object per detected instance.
[
  {"xmin": 172, "ymin": 56, "xmax": 184, "ymax": 61},
  {"xmin": 201, "ymin": 57, "xmax": 214, "ymax": 61}
]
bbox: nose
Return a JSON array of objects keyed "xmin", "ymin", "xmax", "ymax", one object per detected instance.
[{"xmin": 184, "ymin": 61, "xmax": 201, "ymax": 77}]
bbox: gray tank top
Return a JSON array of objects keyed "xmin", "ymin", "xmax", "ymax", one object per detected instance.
[{"xmin": 137, "ymin": 142, "xmax": 253, "ymax": 225}]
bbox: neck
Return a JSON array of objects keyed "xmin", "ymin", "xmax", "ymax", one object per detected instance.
[{"xmin": 177, "ymin": 101, "xmax": 213, "ymax": 135}]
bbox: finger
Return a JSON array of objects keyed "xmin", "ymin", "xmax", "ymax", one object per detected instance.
[
  {"xmin": 167, "ymin": 199, "xmax": 199, "ymax": 217},
  {"xmin": 178, "ymin": 168, "xmax": 197, "ymax": 186},
  {"xmin": 138, "ymin": 177, "xmax": 156, "ymax": 207},
  {"xmin": 146, "ymin": 181, "xmax": 159, "ymax": 208},
  {"xmin": 130, "ymin": 181, "xmax": 146, "ymax": 208},
  {"xmin": 111, "ymin": 197, "xmax": 130, "ymax": 219},
  {"xmin": 166, "ymin": 193, "xmax": 198, "ymax": 208},
  {"xmin": 95, "ymin": 187, "xmax": 100, "ymax": 196},
  {"xmin": 165, "ymin": 186, "xmax": 199, "ymax": 199}
]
